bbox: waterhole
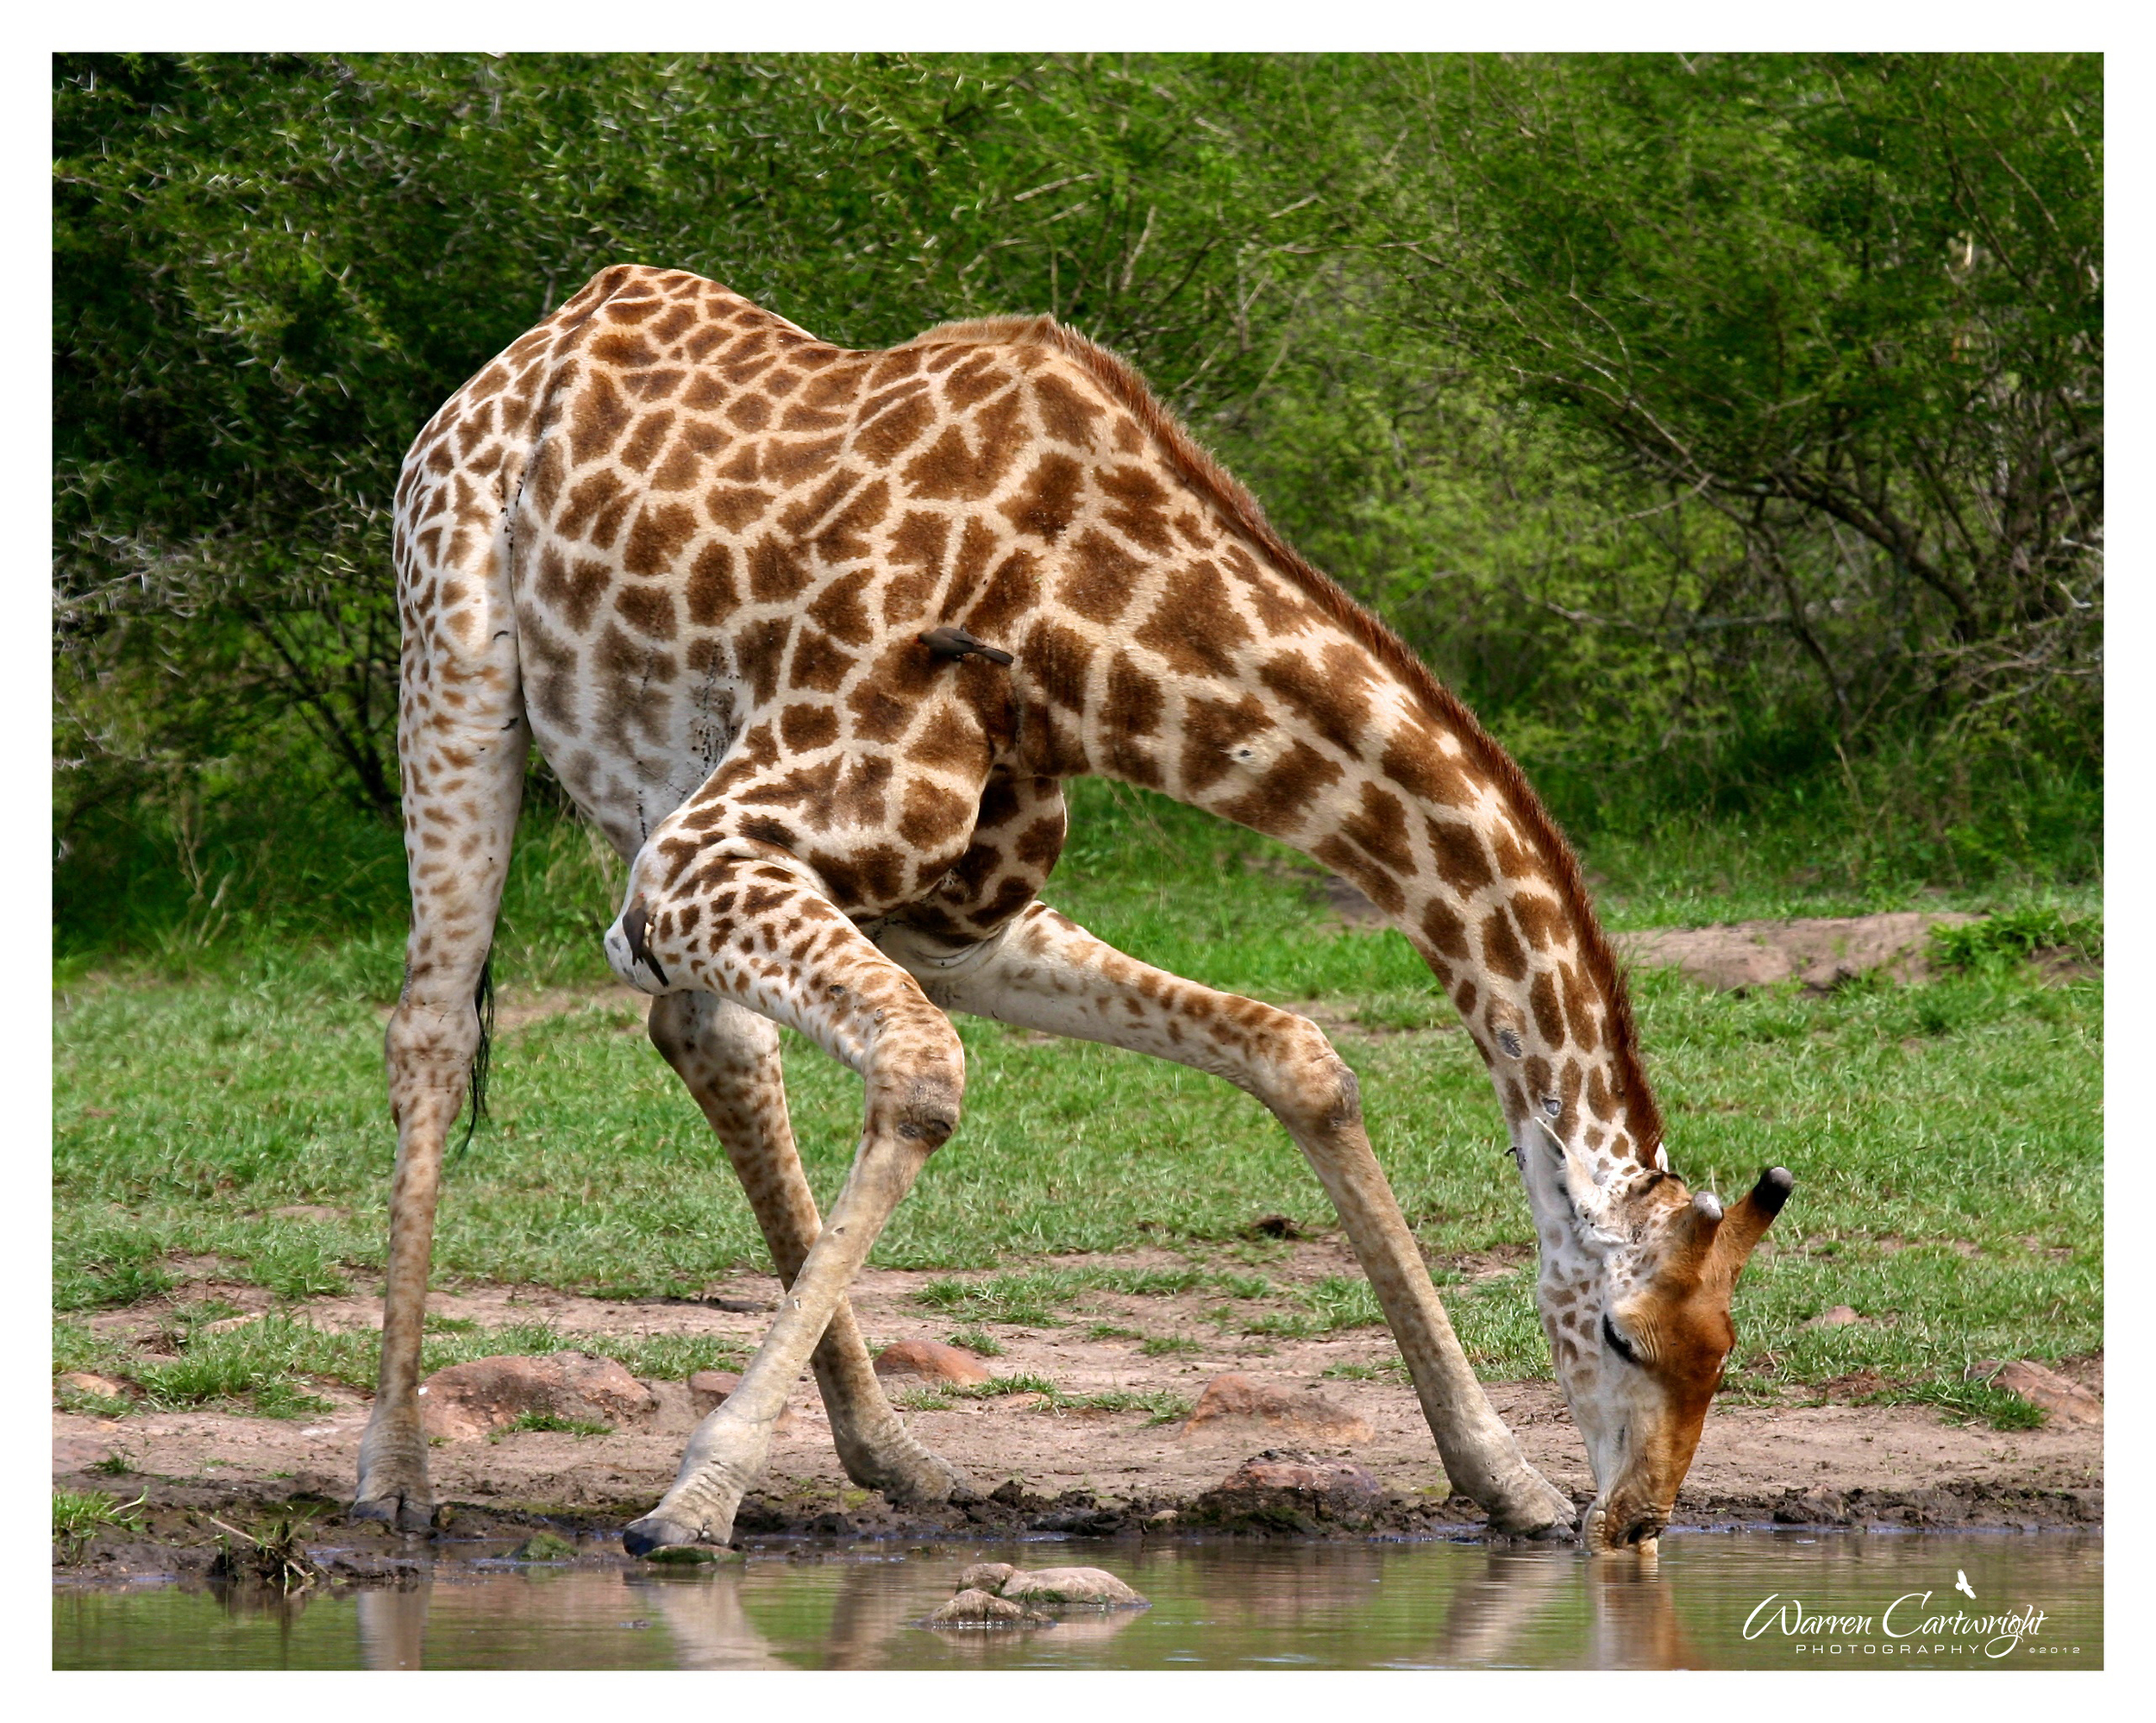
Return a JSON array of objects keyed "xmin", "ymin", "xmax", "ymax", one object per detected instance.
[{"xmin": 55, "ymin": 1530, "xmax": 2100, "ymax": 1670}]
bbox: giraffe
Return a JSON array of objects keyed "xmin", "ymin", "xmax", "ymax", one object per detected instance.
[{"xmin": 360, "ymin": 263, "xmax": 1793, "ymax": 1557}]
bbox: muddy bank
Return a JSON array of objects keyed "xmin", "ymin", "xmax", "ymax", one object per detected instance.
[
  {"xmin": 55, "ymin": 1241, "xmax": 2102, "ymax": 1580},
  {"xmin": 53, "ymin": 1454, "xmax": 2102, "ymax": 1588}
]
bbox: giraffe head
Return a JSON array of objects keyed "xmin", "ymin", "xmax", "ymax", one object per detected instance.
[{"xmin": 1528, "ymin": 1142, "xmax": 1793, "ymax": 1553}]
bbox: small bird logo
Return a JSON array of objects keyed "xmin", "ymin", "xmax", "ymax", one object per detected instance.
[{"xmin": 1954, "ymin": 1570, "xmax": 1976, "ymax": 1601}]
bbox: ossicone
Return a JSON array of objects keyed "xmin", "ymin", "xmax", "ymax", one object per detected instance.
[{"xmin": 1706, "ymin": 1165, "xmax": 1796, "ymax": 1281}]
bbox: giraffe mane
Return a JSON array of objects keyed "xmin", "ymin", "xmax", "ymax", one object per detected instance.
[{"xmin": 918, "ymin": 311, "xmax": 1664, "ymax": 1156}]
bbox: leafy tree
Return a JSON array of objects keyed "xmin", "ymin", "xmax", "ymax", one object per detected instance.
[{"xmin": 1369, "ymin": 53, "xmax": 2101, "ymax": 755}]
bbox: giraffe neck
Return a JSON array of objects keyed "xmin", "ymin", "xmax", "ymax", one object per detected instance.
[
  {"xmin": 1071, "ymin": 614, "xmax": 1662, "ymax": 1194},
  {"xmin": 1302, "ymin": 668, "xmax": 1653, "ymax": 1170}
]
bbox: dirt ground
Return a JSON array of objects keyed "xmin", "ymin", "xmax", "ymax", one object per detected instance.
[
  {"xmin": 1323, "ymin": 883, "xmax": 2009, "ymax": 992},
  {"xmin": 53, "ymin": 1238, "xmax": 2103, "ymax": 1568},
  {"xmin": 58, "ymin": 908, "xmax": 2099, "ymax": 1569}
]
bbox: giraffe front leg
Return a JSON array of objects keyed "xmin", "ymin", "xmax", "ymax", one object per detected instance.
[
  {"xmin": 646, "ymin": 991, "xmax": 970, "ymax": 1508},
  {"xmin": 896, "ymin": 901, "xmax": 1576, "ymax": 1540},
  {"xmin": 605, "ymin": 855, "xmax": 967, "ymax": 1552}
]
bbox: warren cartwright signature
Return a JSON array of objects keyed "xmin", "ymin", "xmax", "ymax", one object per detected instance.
[{"xmin": 1743, "ymin": 1592, "xmax": 2051, "ymax": 1659}]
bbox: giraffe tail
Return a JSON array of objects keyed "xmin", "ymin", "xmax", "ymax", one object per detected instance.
[{"xmin": 449, "ymin": 950, "xmax": 495, "ymax": 1167}]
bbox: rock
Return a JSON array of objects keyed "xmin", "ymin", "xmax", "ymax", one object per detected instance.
[
  {"xmin": 873, "ymin": 1339, "xmax": 993, "ymax": 1385},
  {"xmin": 510, "ymin": 1532, "xmax": 577, "ymax": 1561},
  {"xmin": 1806, "ymin": 1305, "xmax": 1863, "ymax": 1328},
  {"xmin": 1969, "ymin": 1359, "xmax": 2102, "ymax": 1426},
  {"xmin": 1180, "ymin": 1374, "xmax": 1373, "ymax": 1444},
  {"xmin": 998, "ymin": 1566, "xmax": 1147, "ymax": 1607},
  {"xmin": 684, "ymin": 1369, "xmax": 802, "ymax": 1435},
  {"xmin": 204, "ymin": 1313, "xmax": 264, "ymax": 1334},
  {"xmin": 956, "ymin": 1561, "xmax": 1018, "ymax": 1594},
  {"xmin": 955, "ymin": 1561, "xmax": 1146, "ymax": 1608},
  {"xmin": 56, "ymin": 1372, "xmax": 129, "ymax": 1400},
  {"xmin": 52, "ymin": 1437, "xmax": 114, "ymax": 1474},
  {"xmin": 687, "ymin": 1369, "xmax": 743, "ymax": 1414},
  {"xmin": 1188, "ymin": 1450, "xmax": 1388, "ymax": 1532},
  {"xmin": 417, "ymin": 1352, "xmax": 658, "ymax": 1441},
  {"xmin": 1614, "ymin": 912, "xmax": 1976, "ymax": 992},
  {"xmin": 924, "ymin": 1588, "xmax": 1049, "ymax": 1627}
]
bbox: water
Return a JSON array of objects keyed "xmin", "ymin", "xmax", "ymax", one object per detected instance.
[{"xmin": 54, "ymin": 1531, "xmax": 2101, "ymax": 1670}]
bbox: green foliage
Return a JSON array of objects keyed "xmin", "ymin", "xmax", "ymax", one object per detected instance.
[
  {"xmin": 946, "ymin": 1326, "xmax": 1005, "ymax": 1356},
  {"xmin": 1933, "ymin": 905, "xmax": 2102, "ymax": 973},
  {"xmin": 52, "ymin": 53, "xmax": 2098, "ymax": 958},
  {"xmin": 1373, "ymin": 54, "xmax": 2101, "ymax": 767}
]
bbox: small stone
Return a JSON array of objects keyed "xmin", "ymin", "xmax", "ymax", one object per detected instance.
[
  {"xmin": 1806, "ymin": 1306, "xmax": 1863, "ymax": 1328},
  {"xmin": 873, "ymin": 1339, "xmax": 993, "ymax": 1385},
  {"xmin": 56, "ymin": 1373, "xmax": 128, "ymax": 1400},
  {"xmin": 204, "ymin": 1313, "xmax": 264, "ymax": 1335},
  {"xmin": 686, "ymin": 1369, "xmax": 802, "ymax": 1435},
  {"xmin": 511, "ymin": 1532, "xmax": 577, "ymax": 1561},
  {"xmin": 1971, "ymin": 1359, "xmax": 2102, "ymax": 1426},
  {"xmin": 956, "ymin": 1561, "xmax": 1018, "ymax": 1594},
  {"xmin": 998, "ymin": 1566, "xmax": 1146, "ymax": 1607},
  {"xmin": 1189, "ymin": 1450, "xmax": 1388, "ymax": 1532},
  {"xmin": 1146, "ymin": 1508, "xmax": 1178, "ymax": 1526},
  {"xmin": 418, "ymin": 1352, "xmax": 659, "ymax": 1441},
  {"xmin": 924, "ymin": 1588, "xmax": 1047, "ymax": 1627},
  {"xmin": 52, "ymin": 1437, "xmax": 114, "ymax": 1474},
  {"xmin": 1180, "ymin": 1374, "xmax": 1373, "ymax": 1444},
  {"xmin": 687, "ymin": 1369, "xmax": 743, "ymax": 1415}
]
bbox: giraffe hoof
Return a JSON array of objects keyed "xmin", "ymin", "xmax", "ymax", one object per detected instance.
[
  {"xmin": 623, "ymin": 1513, "xmax": 708, "ymax": 1557},
  {"xmin": 350, "ymin": 1492, "xmax": 436, "ymax": 1535}
]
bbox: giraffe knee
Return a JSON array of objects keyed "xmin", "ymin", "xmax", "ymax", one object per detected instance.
[
  {"xmin": 385, "ymin": 993, "xmax": 481, "ymax": 1074},
  {"xmin": 1274, "ymin": 1017, "xmax": 1362, "ymax": 1134},
  {"xmin": 873, "ymin": 1026, "xmax": 967, "ymax": 1150}
]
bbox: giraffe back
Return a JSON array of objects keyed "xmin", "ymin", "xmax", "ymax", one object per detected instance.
[{"xmin": 395, "ymin": 262, "xmax": 1337, "ymax": 913}]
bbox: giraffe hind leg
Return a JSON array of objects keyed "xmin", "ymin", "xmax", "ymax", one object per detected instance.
[
  {"xmin": 646, "ymin": 991, "xmax": 970, "ymax": 1506},
  {"xmin": 357, "ymin": 520, "xmax": 528, "ymax": 1530}
]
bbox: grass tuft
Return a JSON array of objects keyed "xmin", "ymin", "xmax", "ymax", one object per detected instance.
[
  {"xmin": 53, "ymin": 1488, "xmax": 147, "ymax": 1556},
  {"xmin": 502, "ymin": 1411, "xmax": 613, "ymax": 1437}
]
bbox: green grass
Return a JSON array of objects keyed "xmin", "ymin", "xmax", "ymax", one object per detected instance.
[
  {"xmin": 53, "ymin": 1488, "xmax": 147, "ymax": 1554},
  {"xmin": 931, "ymin": 1373, "xmax": 1193, "ymax": 1425},
  {"xmin": 49, "ymin": 1313, "xmax": 748, "ymax": 1419},
  {"xmin": 54, "ymin": 779, "xmax": 2099, "ymax": 1421},
  {"xmin": 503, "ymin": 1411, "xmax": 613, "ymax": 1437}
]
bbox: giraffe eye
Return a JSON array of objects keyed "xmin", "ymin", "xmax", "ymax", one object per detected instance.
[
  {"xmin": 1601, "ymin": 1314, "xmax": 1642, "ymax": 1367},
  {"xmin": 1541, "ymin": 1095, "xmax": 1561, "ymax": 1118}
]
